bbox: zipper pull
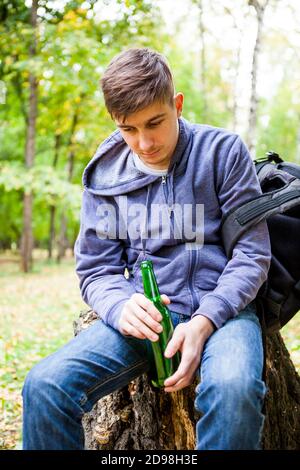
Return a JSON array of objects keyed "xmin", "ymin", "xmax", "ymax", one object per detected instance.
[{"xmin": 161, "ymin": 175, "xmax": 167, "ymax": 184}]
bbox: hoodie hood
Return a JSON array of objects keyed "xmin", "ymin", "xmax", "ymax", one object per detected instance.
[{"xmin": 83, "ymin": 117, "xmax": 193, "ymax": 196}]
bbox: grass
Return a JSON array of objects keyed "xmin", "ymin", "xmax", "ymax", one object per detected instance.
[
  {"xmin": 0, "ymin": 254, "xmax": 87, "ymax": 450},
  {"xmin": 0, "ymin": 253, "xmax": 299, "ymax": 450}
]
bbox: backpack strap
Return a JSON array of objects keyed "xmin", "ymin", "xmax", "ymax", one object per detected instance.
[
  {"xmin": 254, "ymin": 151, "xmax": 284, "ymax": 182},
  {"xmin": 254, "ymin": 151, "xmax": 283, "ymax": 166},
  {"xmin": 221, "ymin": 168, "xmax": 300, "ymax": 258}
]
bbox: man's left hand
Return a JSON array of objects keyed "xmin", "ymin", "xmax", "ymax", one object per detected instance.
[{"xmin": 163, "ymin": 315, "xmax": 215, "ymax": 393}]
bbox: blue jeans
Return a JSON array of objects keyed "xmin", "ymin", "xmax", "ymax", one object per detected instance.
[{"xmin": 22, "ymin": 302, "xmax": 266, "ymax": 450}]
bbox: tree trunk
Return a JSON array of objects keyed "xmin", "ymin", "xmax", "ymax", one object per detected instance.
[
  {"xmin": 20, "ymin": 0, "xmax": 38, "ymax": 272},
  {"xmin": 57, "ymin": 104, "xmax": 79, "ymax": 262},
  {"xmin": 56, "ymin": 148, "xmax": 74, "ymax": 262},
  {"xmin": 48, "ymin": 133, "xmax": 61, "ymax": 260},
  {"xmin": 197, "ymin": 0, "xmax": 208, "ymax": 123},
  {"xmin": 21, "ymin": 192, "xmax": 34, "ymax": 272},
  {"xmin": 57, "ymin": 213, "xmax": 68, "ymax": 263},
  {"xmin": 48, "ymin": 205, "xmax": 56, "ymax": 260},
  {"xmin": 246, "ymin": 0, "xmax": 269, "ymax": 157},
  {"xmin": 74, "ymin": 310, "xmax": 300, "ymax": 450},
  {"xmin": 222, "ymin": 4, "xmax": 244, "ymax": 132}
]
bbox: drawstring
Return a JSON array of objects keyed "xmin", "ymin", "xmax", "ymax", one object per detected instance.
[
  {"xmin": 141, "ymin": 183, "xmax": 152, "ymax": 257},
  {"xmin": 141, "ymin": 163, "xmax": 177, "ymax": 256},
  {"xmin": 168, "ymin": 163, "xmax": 176, "ymax": 217}
]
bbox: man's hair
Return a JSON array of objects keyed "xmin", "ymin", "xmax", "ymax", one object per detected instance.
[{"xmin": 100, "ymin": 48, "xmax": 175, "ymax": 120}]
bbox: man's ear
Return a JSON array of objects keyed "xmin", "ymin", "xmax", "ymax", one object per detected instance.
[{"xmin": 174, "ymin": 92, "xmax": 184, "ymax": 117}]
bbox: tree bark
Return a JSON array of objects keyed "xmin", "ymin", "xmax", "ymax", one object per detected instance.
[{"xmin": 74, "ymin": 310, "xmax": 300, "ymax": 450}]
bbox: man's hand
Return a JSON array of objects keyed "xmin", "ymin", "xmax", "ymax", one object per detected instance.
[
  {"xmin": 163, "ymin": 315, "xmax": 215, "ymax": 393},
  {"xmin": 119, "ymin": 293, "xmax": 171, "ymax": 341}
]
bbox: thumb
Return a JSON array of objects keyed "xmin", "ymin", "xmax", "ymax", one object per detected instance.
[
  {"xmin": 164, "ymin": 329, "xmax": 183, "ymax": 358},
  {"xmin": 161, "ymin": 294, "xmax": 171, "ymax": 305}
]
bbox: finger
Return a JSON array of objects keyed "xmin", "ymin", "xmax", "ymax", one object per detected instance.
[
  {"xmin": 164, "ymin": 349, "xmax": 195, "ymax": 386},
  {"xmin": 164, "ymin": 376, "xmax": 192, "ymax": 393},
  {"xmin": 132, "ymin": 293, "xmax": 163, "ymax": 322},
  {"xmin": 164, "ymin": 355, "xmax": 195, "ymax": 388},
  {"xmin": 164, "ymin": 328, "xmax": 184, "ymax": 358},
  {"xmin": 120, "ymin": 301, "xmax": 158, "ymax": 340},
  {"xmin": 164, "ymin": 368, "xmax": 185, "ymax": 387},
  {"xmin": 126, "ymin": 307, "xmax": 162, "ymax": 342},
  {"xmin": 161, "ymin": 294, "xmax": 171, "ymax": 304},
  {"xmin": 121, "ymin": 321, "xmax": 147, "ymax": 340},
  {"xmin": 129, "ymin": 302, "xmax": 163, "ymax": 336},
  {"xmin": 134, "ymin": 306, "xmax": 164, "ymax": 335}
]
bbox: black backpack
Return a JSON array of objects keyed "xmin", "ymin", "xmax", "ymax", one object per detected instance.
[{"xmin": 222, "ymin": 151, "xmax": 300, "ymax": 334}]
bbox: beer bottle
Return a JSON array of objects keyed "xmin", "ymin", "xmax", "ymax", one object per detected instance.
[{"xmin": 140, "ymin": 260, "xmax": 181, "ymax": 388}]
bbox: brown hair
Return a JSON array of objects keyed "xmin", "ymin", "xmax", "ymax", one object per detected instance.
[{"xmin": 100, "ymin": 48, "xmax": 175, "ymax": 121}]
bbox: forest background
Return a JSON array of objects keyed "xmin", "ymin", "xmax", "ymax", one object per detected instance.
[{"xmin": 0, "ymin": 0, "xmax": 299, "ymax": 450}]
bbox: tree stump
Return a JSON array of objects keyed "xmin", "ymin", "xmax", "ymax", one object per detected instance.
[{"xmin": 74, "ymin": 310, "xmax": 300, "ymax": 450}]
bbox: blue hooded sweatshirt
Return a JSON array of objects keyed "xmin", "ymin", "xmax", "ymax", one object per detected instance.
[{"xmin": 74, "ymin": 117, "xmax": 271, "ymax": 331}]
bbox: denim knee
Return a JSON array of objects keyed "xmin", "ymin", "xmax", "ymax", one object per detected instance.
[
  {"xmin": 23, "ymin": 359, "xmax": 55, "ymax": 402},
  {"xmin": 195, "ymin": 374, "xmax": 266, "ymax": 415},
  {"xmin": 22, "ymin": 356, "xmax": 83, "ymax": 413},
  {"xmin": 22, "ymin": 358, "xmax": 86, "ymax": 449},
  {"xmin": 194, "ymin": 374, "xmax": 267, "ymax": 450},
  {"xmin": 22, "ymin": 360, "xmax": 47, "ymax": 400}
]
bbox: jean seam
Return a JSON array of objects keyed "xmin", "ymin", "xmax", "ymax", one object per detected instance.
[{"xmin": 84, "ymin": 358, "xmax": 148, "ymax": 398}]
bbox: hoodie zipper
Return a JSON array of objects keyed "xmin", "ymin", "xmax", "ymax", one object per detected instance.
[
  {"xmin": 162, "ymin": 171, "xmax": 197, "ymax": 309},
  {"xmin": 188, "ymin": 250, "xmax": 198, "ymax": 312}
]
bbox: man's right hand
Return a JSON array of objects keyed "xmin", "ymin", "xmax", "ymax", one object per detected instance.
[{"xmin": 118, "ymin": 293, "xmax": 170, "ymax": 341}]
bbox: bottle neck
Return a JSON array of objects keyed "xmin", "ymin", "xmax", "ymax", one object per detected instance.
[{"xmin": 141, "ymin": 262, "xmax": 161, "ymax": 301}]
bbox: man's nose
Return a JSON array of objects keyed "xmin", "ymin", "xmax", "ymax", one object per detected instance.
[{"xmin": 138, "ymin": 133, "xmax": 155, "ymax": 152}]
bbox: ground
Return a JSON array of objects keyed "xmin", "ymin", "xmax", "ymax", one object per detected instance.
[
  {"xmin": 0, "ymin": 252, "xmax": 299, "ymax": 450},
  {"xmin": 0, "ymin": 252, "xmax": 86, "ymax": 450}
]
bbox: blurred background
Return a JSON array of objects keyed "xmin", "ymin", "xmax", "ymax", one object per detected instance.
[{"xmin": 0, "ymin": 0, "xmax": 299, "ymax": 449}]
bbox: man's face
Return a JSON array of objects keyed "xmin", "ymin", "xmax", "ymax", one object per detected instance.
[{"xmin": 115, "ymin": 93, "xmax": 184, "ymax": 170}]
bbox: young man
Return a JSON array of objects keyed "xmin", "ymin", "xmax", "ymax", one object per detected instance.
[{"xmin": 22, "ymin": 48, "xmax": 271, "ymax": 450}]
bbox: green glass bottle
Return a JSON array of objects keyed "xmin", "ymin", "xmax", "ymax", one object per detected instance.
[{"xmin": 140, "ymin": 260, "xmax": 181, "ymax": 388}]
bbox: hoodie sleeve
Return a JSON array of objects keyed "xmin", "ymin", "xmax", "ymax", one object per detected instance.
[
  {"xmin": 191, "ymin": 135, "xmax": 271, "ymax": 329},
  {"xmin": 74, "ymin": 190, "xmax": 135, "ymax": 332}
]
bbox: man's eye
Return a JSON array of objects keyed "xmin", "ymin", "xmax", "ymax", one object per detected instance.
[{"xmin": 148, "ymin": 121, "xmax": 162, "ymax": 128}]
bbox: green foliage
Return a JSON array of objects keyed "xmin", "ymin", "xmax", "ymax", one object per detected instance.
[
  {"xmin": 0, "ymin": 0, "xmax": 164, "ymax": 251},
  {"xmin": 256, "ymin": 82, "xmax": 300, "ymax": 161},
  {"xmin": 0, "ymin": 163, "xmax": 82, "ymax": 248},
  {"xmin": 1, "ymin": 0, "xmax": 300, "ymax": 252},
  {"xmin": 0, "ymin": 163, "xmax": 81, "ymax": 207},
  {"xmin": 1, "ymin": 0, "xmax": 300, "ymax": 451}
]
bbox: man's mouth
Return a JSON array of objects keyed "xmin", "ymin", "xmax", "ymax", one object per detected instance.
[{"xmin": 142, "ymin": 149, "xmax": 161, "ymax": 156}]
